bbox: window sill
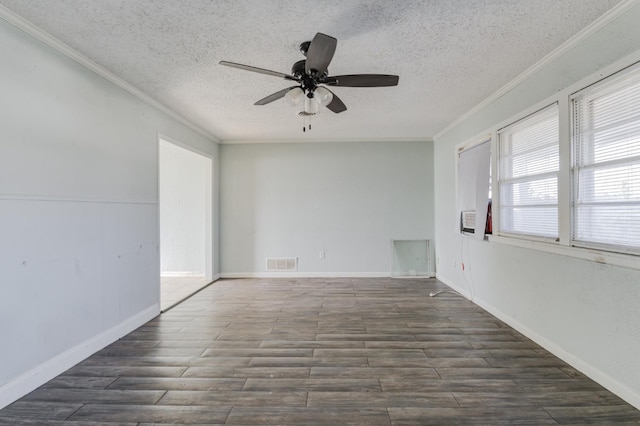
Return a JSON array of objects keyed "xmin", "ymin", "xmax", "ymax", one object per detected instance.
[{"xmin": 487, "ymin": 234, "xmax": 640, "ymax": 271}]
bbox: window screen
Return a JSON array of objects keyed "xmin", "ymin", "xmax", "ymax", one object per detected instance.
[
  {"xmin": 571, "ymin": 64, "xmax": 640, "ymax": 251},
  {"xmin": 498, "ymin": 104, "xmax": 559, "ymax": 238}
]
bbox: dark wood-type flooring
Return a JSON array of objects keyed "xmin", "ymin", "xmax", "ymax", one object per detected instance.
[{"xmin": 1, "ymin": 277, "xmax": 639, "ymax": 425}]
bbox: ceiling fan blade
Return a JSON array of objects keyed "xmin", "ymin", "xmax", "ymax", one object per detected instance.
[
  {"xmin": 324, "ymin": 88, "xmax": 347, "ymax": 113},
  {"xmin": 305, "ymin": 33, "xmax": 337, "ymax": 77},
  {"xmin": 326, "ymin": 74, "xmax": 399, "ymax": 87},
  {"xmin": 254, "ymin": 86, "xmax": 300, "ymax": 105},
  {"xmin": 219, "ymin": 61, "xmax": 299, "ymax": 81}
]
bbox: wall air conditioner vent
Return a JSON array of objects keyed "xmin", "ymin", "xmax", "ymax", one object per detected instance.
[
  {"xmin": 266, "ymin": 257, "xmax": 298, "ymax": 272},
  {"xmin": 460, "ymin": 210, "xmax": 476, "ymax": 233}
]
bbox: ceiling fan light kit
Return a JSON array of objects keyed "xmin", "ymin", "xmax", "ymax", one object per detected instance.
[
  {"xmin": 314, "ymin": 87, "xmax": 334, "ymax": 107},
  {"xmin": 284, "ymin": 87, "xmax": 304, "ymax": 106},
  {"xmin": 220, "ymin": 32, "xmax": 399, "ymax": 132}
]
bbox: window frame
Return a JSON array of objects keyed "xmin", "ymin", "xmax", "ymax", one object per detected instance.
[
  {"xmin": 482, "ymin": 52, "xmax": 640, "ymax": 270},
  {"xmin": 570, "ymin": 62, "xmax": 640, "ymax": 255},
  {"xmin": 496, "ymin": 103, "xmax": 560, "ymax": 241},
  {"xmin": 455, "ymin": 136, "xmax": 492, "ymax": 239}
]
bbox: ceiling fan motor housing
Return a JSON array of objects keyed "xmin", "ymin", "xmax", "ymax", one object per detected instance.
[
  {"xmin": 291, "ymin": 60, "xmax": 306, "ymax": 78},
  {"xmin": 299, "ymin": 41, "xmax": 311, "ymax": 56}
]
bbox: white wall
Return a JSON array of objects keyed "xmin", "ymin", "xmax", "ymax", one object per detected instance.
[
  {"xmin": 434, "ymin": 4, "xmax": 640, "ymax": 408},
  {"xmin": 159, "ymin": 139, "xmax": 212, "ymax": 277},
  {"xmin": 0, "ymin": 17, "xmax": 219, "ymax": 408},
  {"xmin": 220, "ymin": 141, "xmax": 433, "ymax": 276}
]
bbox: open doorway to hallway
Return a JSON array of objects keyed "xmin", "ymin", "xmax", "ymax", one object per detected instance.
[{"xmin": 158, "ymin": 137, "xmax": 214, "ymax": 311}]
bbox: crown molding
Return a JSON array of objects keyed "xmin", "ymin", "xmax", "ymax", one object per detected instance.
[
  {"xmin": 219, "ymin": 137, "xmax": 433, "ymax": 145},
  {"xmin": 433, "ymin": 0, "xmax": 640, "ymax": 141},
  {"xmin": 0, "ymin": 5, "xmax": 219, "ymax": 144}
]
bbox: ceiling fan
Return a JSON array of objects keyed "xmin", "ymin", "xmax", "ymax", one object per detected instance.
[{"xmin": 219, "ymin": 33, "xmax": 399, "ymax": 118}]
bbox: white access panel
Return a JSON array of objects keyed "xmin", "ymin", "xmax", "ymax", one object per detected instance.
[{"xmin": 390, "ymin": 239, "xmax": 434, "ymax": 278}]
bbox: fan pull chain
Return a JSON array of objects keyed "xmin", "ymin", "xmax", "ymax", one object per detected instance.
[
  {"xmin": 299, "ymin": 112, "xmax": 314, "ymax": 132},
  {"xmin": 301, "ymin": 114, "xmax": 312, "ymax": 132}
]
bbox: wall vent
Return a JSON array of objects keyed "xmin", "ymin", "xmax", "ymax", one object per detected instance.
[
  {"xmin": 460, "ymin": 210, "xmax": 476, "ymax": 233},
  {"xmin": 266, "ymin": 257, "xmax": 298, "ymax": 272}
]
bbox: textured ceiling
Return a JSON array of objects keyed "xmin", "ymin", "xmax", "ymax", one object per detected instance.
[{"xmin": 0, "ymin": 0, "xmax": 623, "ymax": 142}]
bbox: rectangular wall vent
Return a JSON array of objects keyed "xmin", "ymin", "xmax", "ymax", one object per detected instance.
[
  {"xmin": 266, "ymin": 257, "xmax": 298, "ymax": 272},
  {"xmin": 461, "ymin": 210, "xmax": 476, "ymax": 233}
]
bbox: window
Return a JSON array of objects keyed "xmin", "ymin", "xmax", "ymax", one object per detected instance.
[
  {"xmin": 457, "ymin": 138, "xmax": 491, "ymax": 239},
  {"xmin": 498, "ymin": 104, "xmax": 560, "ymax": 238},
  {"xmin": 572, "ymin": 65, "xmax": 640, "ymax": 252}
]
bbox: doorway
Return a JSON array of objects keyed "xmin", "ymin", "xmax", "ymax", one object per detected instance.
[{"xmin": 158, "ymin": 137, "xmax": 213, "ymax": 311}]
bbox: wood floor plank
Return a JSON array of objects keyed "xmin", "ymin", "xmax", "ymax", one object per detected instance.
[
  {"xmin": 310, "ymin": 366, "xmax": 440, "ymax": 378},
  {"xmin": 62, "ymin": 365, "xmax": 188, "ymax": 378},
  {"xmin": 39, "ymin": 376, "xmax": 118, "ymax": 390},
  {"xmin": 452, "ymin": 391, "xmax": 616, "ymax": 407},
  {"xmin": 435, "ymin": 366, "xmax": 571, "ymax": 379},
  {"xmin": 248, "ymin": 356, "xmax": 368, "ymax": 367},
  {"xmin": 544, "ymin": 405, "xmax": 640, "ymax": 424},
  {"xmin": 108, "ymin": 377, "xmax": 246, "ymax": 391},
  {"xmin": 81, "ymin": 355, "xmax": 251, "ymax": 367},
  {"xmin": 514, "ymin": 378, "xmax": 610, "ymax": 393},
  {"xmin": 364, "ymin": 340, "xmax": 472, "ymax": 349},
  {"xmin": 157, "ymin": 390, "xmax": 307, "ymax": 406},
  {"xmin": 0, "ymin": 402, "xmax": 82, "ymax": 420},
  {"xmin": 368, "ymin": 357, "xmax": 489, "ymax": 368},
  {"xmin": 313, "ymin": 348, "xmax": 427, "ymax": 358},
  {"xmin": 380, "ymin": 378, "xmax": 523, "ymax": 393},
  {"xmin": 307, "ymin": 391, "xmax": 459, "ymax": 408},
  {"xmin": 0, "ymin": 418, "xmax": 136, "ymax": 426},
  {"xmin": 243, "ymin": 378, "xmax": 381, "ymax": 392},
  {"xmin": 200, "ymin": 348, "xmax": 313, "ymax": 357},
  {"xmin": 182, "ymin": 366, "xmax": 311, "ymax": 378},
  {"xmin": 259, "ymin": 340, "xmax": 365, "ymax": 349},
  {"xmin": 226, "ymin": 406, "xmax": 391, "ymax": 425},
  {"xmin": 21, "ymin": 388, "xmax": 165, "ymax": 405},
  {"xmin": 1, "ymin": 277, "xmax": 637, "ymax": 425},
  {"xmin": 388, "ymin": 406, "xmax": 558, "ymax": 425},
  {"xmin": 68, "ymin": 404, "xmax": 231, "ymax": 424}
]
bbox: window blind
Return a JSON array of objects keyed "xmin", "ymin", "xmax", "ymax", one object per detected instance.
[
  {"xmin": 498, "ymin": 104, "xmax": 559, "ymax": 238},
  {"xmin": 572, "ymin": 65, "xmax": 640, "ymax": 251}
]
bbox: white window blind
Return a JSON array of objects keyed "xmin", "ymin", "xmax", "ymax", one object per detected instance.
[
  {"xmin": 571, "ymin": 64, "xmax": 640, "ymax": 252},
  {"xmin": 498, "ymin": 104, "xmax": 559, "ymax": 238}
]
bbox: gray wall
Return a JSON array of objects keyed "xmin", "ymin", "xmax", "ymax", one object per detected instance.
[
  {"xmin": 434, "ymin": 4, "xmax": 640, "ymax": 408},
  {"xmin": 0, "ymin": 18, "xmax": 219, "ymax": 407},
  {"xmin": 220, "ymin": 141, "xmax": 434, "ymax": 276}
]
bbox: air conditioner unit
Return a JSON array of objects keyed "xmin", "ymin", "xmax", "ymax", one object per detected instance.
[{"xmin": 460, "ymin": 210, "xmax": 476, "ymax": 233}]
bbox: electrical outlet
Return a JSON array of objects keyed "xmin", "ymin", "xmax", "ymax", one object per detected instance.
[{"xmin": 319, "ymin": 251, "xmax": 325, "ymax": 260}]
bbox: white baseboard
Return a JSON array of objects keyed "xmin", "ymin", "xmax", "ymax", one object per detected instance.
[
  {"xmin": 220, "ymin": 272, "xmax": 391, "ymax": 279},
  {"xmin": 160, "ymin": 271, "xmax": 205, "ymax": 277},
  {"xmin": 473, "ymin": 296, "xmax": 640, "ymax": 411},
  {"xmin": 0, "ymin": 303, "xmax": 160, "ymax": 410},
  {"xmin": 436, "ymin": 273, "xmax": 640, "ymax": 411},
  {"xmin": 435, "ymin": 273, "xmax": 472, "ymax": 300}
]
